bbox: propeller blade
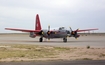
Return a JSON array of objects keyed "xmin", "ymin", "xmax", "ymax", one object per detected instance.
[
  {"xmin": 76, "ymin": 28, "xmax": 79, "ymax": 31},
  {"xmin": 48, "ymin": 25, "xmax": 50, "ymax": 31},
  {"xmin": 69, "ymin": 27, "xmax": 72, "ymax": 31},
  {"xmin": 47, "ymin": 25, "xmax": 51, "ymax": 40},
  {"xmin": 47, "ymin": 25, "xmax": 50, "ymax": 35},
  {"xmin": 75, "ymin": 38, "xmax": 78, "ymax": 39}
]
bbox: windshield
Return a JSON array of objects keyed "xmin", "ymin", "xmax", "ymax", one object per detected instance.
[{"xmin": 59, "ymin": 27, "xmax": 66, "ymax": 30}]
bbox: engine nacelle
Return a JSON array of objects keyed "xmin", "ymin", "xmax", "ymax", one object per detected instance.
[{"xmin": 29, "ymin": 32, "xmax": 36, "ymax": 38}]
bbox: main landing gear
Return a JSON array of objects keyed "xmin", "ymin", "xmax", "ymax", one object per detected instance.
[
  {"xmin": 63, "ymin": 37, "xmax": 67, "ymax": 42},
  {"xmin": 39, "ymin": 37, "xmax": 43, "ymax": 42},
  {"xmin": 39, "ymin": 37, "xmax": 67, "ymax": 42}
]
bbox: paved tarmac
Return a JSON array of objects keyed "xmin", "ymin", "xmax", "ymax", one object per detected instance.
[
  {"xmin": 0, "ymin": 60, "xmax": 105, "ymax": 65},
  {"xmin": 0, "ymin": 35, "xmax": 105, "ymax": 48}
]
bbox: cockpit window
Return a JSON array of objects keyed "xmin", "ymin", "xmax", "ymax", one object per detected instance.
[{"xmin": 59, "ymin": 27, "xmax": 66, "ymax": 30}]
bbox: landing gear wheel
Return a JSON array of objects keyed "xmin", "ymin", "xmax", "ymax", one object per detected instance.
[
  {"xmin": 63, "ymin": 38, "xmax": 67, "ymax": 42},
  {"xmin": 39, "ymin": 37, "xmax": 43, "ymax": 42}
]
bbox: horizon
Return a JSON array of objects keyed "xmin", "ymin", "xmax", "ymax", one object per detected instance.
[{"xmin": 0, "ymin": 0, "xmax": 105, "ymax": 33}]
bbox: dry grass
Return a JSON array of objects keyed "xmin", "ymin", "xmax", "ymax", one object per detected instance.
[
  {"xmin": 0, "ymin": 44, "xmax": 57, "ymax": 59},
  {"xmin": 0, "ymin": 44, "xmax": 105, "ymax": 61}
]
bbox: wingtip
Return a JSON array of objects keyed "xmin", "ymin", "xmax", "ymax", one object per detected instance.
[
  {"xmin": 5, "ymin": 28, "xmax": 8, "ymax": 30},
  {"xmin": 5, "ymin": 28, "xmax": 11, "ymax": 30},
  {"xmin": 94, "ymin": 28, "xmax": 99, "ymax": 30}
]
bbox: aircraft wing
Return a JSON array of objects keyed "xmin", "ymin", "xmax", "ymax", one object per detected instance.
[
  {"xmin": 76, "ymin": 28, "xmax": 98, "ymax": 32},
  {"xmin": 5, "ymin": 28, "xmax": 41, "ymax": 32}
]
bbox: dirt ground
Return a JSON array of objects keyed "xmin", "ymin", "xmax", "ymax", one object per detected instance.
[{"xmin": 0, "ymin": 45, "xmax": 105, "ymax": 62}]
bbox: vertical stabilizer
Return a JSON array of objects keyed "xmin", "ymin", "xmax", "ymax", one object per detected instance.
[{"xmin": 35, "ymin": 14, "xmax": 42, "ymax": 30}]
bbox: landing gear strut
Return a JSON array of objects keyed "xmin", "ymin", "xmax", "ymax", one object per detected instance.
[
  {"xmin": 39, "ymin": 37, "xmax": 43, "ymax": 42},
  {"xmin": 63, "ymin": 37, "xmax": 67, "ymax": 42}
]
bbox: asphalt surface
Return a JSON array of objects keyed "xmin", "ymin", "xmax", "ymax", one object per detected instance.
[
  {"xmin": 0, "ymin": 35, "xmax": 105, "ymax": 48},
  {"xmin": 0, "ymin": 60, "xmax": 105, "ymax": 65},
  {"xmin": 0, "ymin": 34, "xmax": 105, "ymax": 65}
]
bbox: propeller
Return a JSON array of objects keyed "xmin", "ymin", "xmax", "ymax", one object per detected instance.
[
  {"xmin": 39, "ymin": 25, "xmax": 51, "ymax": 41},
  {"xmin": 69, "ymin": 27, "xmax": 80, "ymax": 39},
  {"xmin": 47, "ymin": 25, "xmax": 51, "ymax": 40},
  {"xmin": 47, "ymin": 25, "xmax": 56, "ymax": 40}
]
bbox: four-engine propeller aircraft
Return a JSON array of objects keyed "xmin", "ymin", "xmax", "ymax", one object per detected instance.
[{"xmin": 5, "ymin": 14, "xmax": 98, "ymax": 42}]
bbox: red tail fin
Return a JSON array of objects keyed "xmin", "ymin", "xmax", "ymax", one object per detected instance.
[{"xmin": 35, "ymin": 14, "xmax": 41, "ymax": 30}]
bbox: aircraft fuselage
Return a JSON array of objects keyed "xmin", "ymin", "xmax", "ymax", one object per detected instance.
[{"xmin": 42, "ymin": 29, "xmax": 68, "ymax": 38}]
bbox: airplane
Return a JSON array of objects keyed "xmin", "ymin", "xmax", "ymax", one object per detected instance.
[{"xmin": 5, "ymin": 14, "xmax": 98, "ymax": 42}]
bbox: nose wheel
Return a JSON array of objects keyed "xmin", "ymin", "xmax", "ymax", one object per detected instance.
[
  {"xmin": 63, "ymin": 37, "xmax": 67, "ymax": 42},
  {"xmin": 39, "ymin": 37, "xmax": 43, "ymax": 42}
]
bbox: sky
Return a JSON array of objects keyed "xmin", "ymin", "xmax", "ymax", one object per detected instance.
[{"xmin": 0, "ymin": 0, "xmax": 105, "ymax": 33}]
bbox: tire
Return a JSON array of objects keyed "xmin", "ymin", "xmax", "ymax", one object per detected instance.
[
  {"xmin": 39, "ymin": 37, "xmax": 43, "ymax": 42},
  {"xmin": 63, "ymin": 38, "xmax": 67, "ymax": 42}
]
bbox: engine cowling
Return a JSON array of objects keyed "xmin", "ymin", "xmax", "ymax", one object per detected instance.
[
  {"xmin": 29, "ymin": 32, "xmax": 36, "ymax": 38},
  {"xmin": 71, "ymin": 31, "xmax": 80, "ymax": 38}
]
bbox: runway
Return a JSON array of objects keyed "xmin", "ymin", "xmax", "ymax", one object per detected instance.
[{"xmin": 0, "ymin": 34, "xmax": 105, "ymax": 48}]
